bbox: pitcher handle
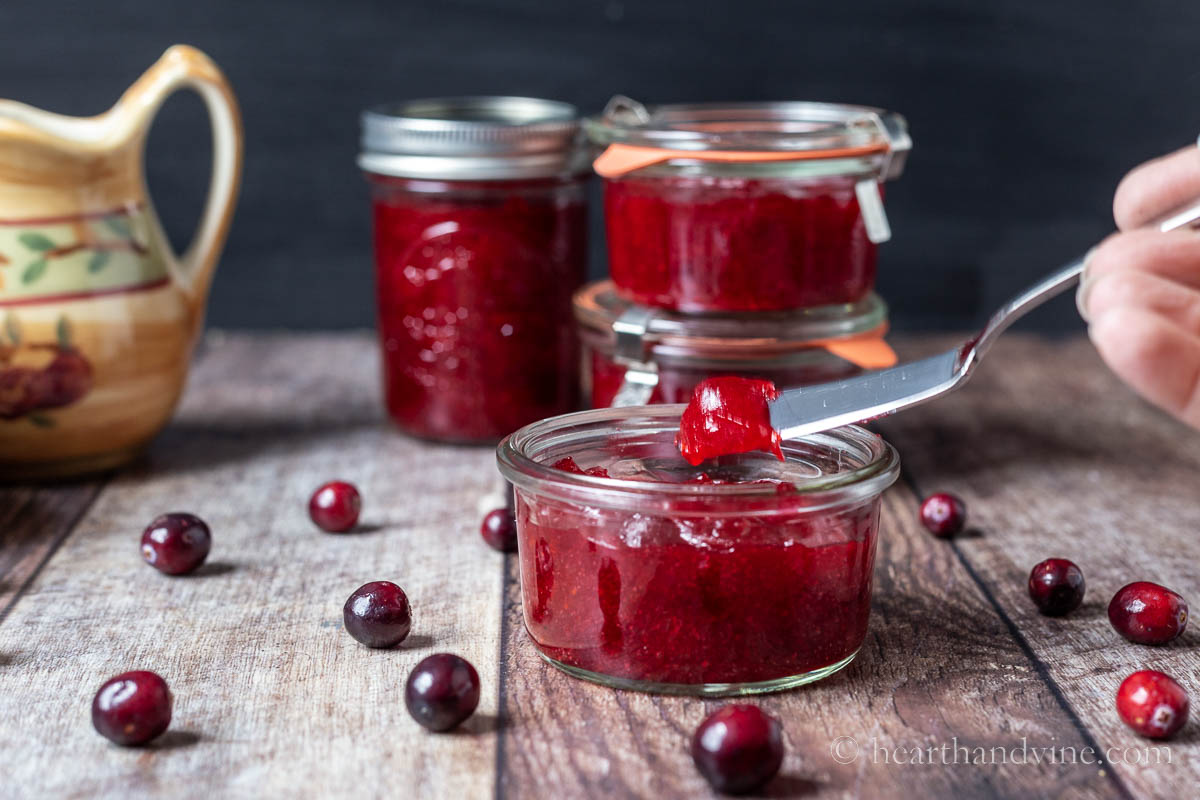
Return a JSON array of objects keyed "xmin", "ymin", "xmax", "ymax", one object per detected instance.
[{"xmin": 113, "ymin": 45, "xmax": 243, "ymax": 313}]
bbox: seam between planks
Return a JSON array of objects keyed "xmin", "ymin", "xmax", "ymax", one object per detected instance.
[
  {"xmin": 0, "ymin": 479, "xmax": 107, "ymax": 628},
  {"xmin": 494, "ymin": 553, "xmax": 514, "ymax": 800},
  {"xmin": 899, "ymin": 466, "xmax": 1134, "ymax": 800}
]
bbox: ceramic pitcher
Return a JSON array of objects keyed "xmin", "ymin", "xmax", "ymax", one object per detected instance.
[{"xmin": 0, "ymin": 45, "xmax": 242, "ymax": 479}]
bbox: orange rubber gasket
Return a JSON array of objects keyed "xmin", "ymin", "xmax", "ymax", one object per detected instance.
[{"xmin": 594, "ymin": 142, "xmax": 892, "ymax": 178}]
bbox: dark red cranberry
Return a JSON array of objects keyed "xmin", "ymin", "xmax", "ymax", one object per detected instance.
[
  {"xmin": 480, "ymin": 508, "xmax": 518, "ymax": 553},
  {"xmin": 309, "ymin": 481, "xmax": 362, "ymax": 533},
  {"xmin": 405, "ymin": 653, "xmax": 480, "ymax": 732},
  {"xmin": 140, "ymin": 513, "xmax": 211, "ymax": 575},
  {"xmin": 343, "ymin": 581, "xmax": 412, "ymax": 648},
  {"xmin": 919, "ymin": 492, "xmax": 966, "ymax": 537},
  {"xmin": 691, "ymin": 704, "xmax": 784, "ymax": 795},
  {"xmin": 1116, "ymin": 670, "xmax": 1189, "ymax": 739},
  {"xmin": 1028, "ymin": 558, "xmax": 1085, "ymax": 616},
  {"xmin": 1108, "ymin": 581, "xmax": 1189, "ymax": 645},
  {"xmin": 91, "ymin": 670, "xmax": 172, "ymax": 746}
]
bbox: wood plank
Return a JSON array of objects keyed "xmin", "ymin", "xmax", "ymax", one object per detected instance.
[
  {"xmin": 498, "ymin": 481, "xmax": 1123, "ymax": 800},
  {"xmin": 879, "ymin": 333, "xmax": 1200, "ymax": 800},
  {"xmin": 0, "ymin": 482, "xmax": 104, "ymax": 624},
  {"xmin": 0, "ymin": 332, "xmax": 508, "ymax": 798}
]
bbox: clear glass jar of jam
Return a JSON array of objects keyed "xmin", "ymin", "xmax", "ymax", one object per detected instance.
[
  {"xmin": 574, "ymin": 281, "xmax": 896, "ymax": 407},
  {"xmin": 360, "ymin": 97, "xmax": 590, "ymax": 443},
  {"xmin": 497, "ymin": 405, "xmax": 899, "ymax": 695},
  {"xmin": 585, "ymin": 97, "xmax": 910, "ymax": 313}
]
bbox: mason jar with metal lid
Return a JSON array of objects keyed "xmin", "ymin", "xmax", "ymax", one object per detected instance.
[
  {"xmin": 585, "ymin": 97, "xmax": 911, "ymax": 313},
  {"xmin": 575, "ymin": 280, "xmax": 897, "ymax": 408},
  {"xmin": 359, "ymin": 97, "xmax": 590, "ymax": 443}
]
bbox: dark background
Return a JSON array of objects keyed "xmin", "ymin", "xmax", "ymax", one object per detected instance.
[{"xmin": 2, "ymin": 0, "xmax": 1197, "ymax": 333}]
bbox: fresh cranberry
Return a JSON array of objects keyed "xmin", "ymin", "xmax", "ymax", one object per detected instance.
[
  {"xmin": 1028, "ymin": 559, "xmax": 1085, "ymax": 616},
  {"xmin": 1108, "ymin": 582, "xmax": 1189, "ymax": 645},
  {"xmin": 405, "ymin": 653, "xmax": 480, "ymax": 732},
  {"xmin": 480, "ymin": 508, "xmax": 518, "ymax": 553},
  {"xmin": 552, "ymin": 456, "xmax": 610, "ymax": 478},
  {"xmin": 343, "ymin": 581, "xmax": 412, "ymax": 648},
  {"xmin": 309, "ymin": 481, "xmax": 362, "ymax": 532},
  {"xmin": 691, "ymin": 704, "xmax": 784, "ymax": 794},
  {"xmin": 919, "ymin": 492, "xmax": 966, "ymax": 537},
  {"xmin": 91, "ymin": 670, "xmax": 172, "ymax": 746},
  {"xmin": 1116, "ymin": 670, "xmax": 1189, "ymax": 739},
  {"xmin": 140, "ymin": 513, "xmax": 211, "ymax": 575}
]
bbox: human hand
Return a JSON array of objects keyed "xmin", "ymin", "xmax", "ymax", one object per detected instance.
[{"xmin": 1077, "ymin": 143, "xmax": 1200, "ymax": 430}]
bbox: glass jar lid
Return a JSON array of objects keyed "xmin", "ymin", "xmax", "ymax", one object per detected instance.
[
  {"xmin": 584, "ymin": 96, "xmax": 910, "ymax": 181},
  {"xmin": 575, "ymin": 280, "xmax": 890, "ymax": 363},
  {"xmin": 359, "ymin": 96, "xmax": 587, "ymax": 179}
]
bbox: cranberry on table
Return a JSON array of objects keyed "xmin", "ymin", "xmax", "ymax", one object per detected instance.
[
  {"xmin": 1027, "ymin": 558, "xmax": 1085, "ymax": 616},
  {"xmin": 405, "ymin": 653, "xmax": 481, "ymax": 732},
  {"xmin": 1116, "ymin": 670, "xmax": 1189, "ymax": 739},
  {"xmin": 480, "ymin": 508, "xmax": 518, "ymax": 553},
  {"xmin": 691, "ymin": 704, "xmax": 784, "ymax": 795},
  {"xmin": 1108, "ymin": 581, "xmax": 1189, "ymax": 645},
  {"xmin": 919, "ymin": 492, "xmax": 966, "ymax": 538},
  {"xmin": 309, "ymin": 481, "xmax": 362, "ymax": 532},
  {"xmin": 91, "ymin": 670, "xmax": 173, "ymax": 746},
  {"xmin": 343, "ymin": 581, "xmax": 412, "ymax": 648},
  {"xmin": 140, "ymin": 513, "xmax": 211, "ymax": 575}
]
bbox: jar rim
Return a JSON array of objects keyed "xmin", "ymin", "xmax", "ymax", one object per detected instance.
[
  {"xmin": 575, "ymin": 282, "xmax": 888, "ymax": 355},
  {"xmin": 496, "ymin": 404, "xmax": 900, "ymax": 515},
  {"xmin": 583, "ymin": 97, "xmax": 910, "ymax": 179}
]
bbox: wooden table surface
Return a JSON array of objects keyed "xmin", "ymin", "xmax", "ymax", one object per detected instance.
[{"xmin": 1, "ymin": 331, "xmax": 1198, "ymax": 800}]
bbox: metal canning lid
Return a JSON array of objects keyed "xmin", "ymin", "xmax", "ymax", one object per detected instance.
[
  {"xmin": 359, "ymin": 96, "xmax": 587, "ymax": 180},
  {"xmin": 584, "ymin": 96, "xmax": 910, "ymax": 180},
  {"xmin": 574, "ymin": 280, "xmax": 888, "ymax": 361}
]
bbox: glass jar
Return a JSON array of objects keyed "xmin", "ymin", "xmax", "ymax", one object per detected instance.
[
  {"xmin": 497, "ymin": 405, "xmax": 899, "ymax": 695},
  {"xmin": 575, "ymin": 280, "xmax": 896, "ymax": 407},
  {"xmin": 585, "ymin": 97, "xmax": 910, "ymax": 313},
  {"xmin": 360, "ymin": 97, "xmax": 590, "ymax": 443}
]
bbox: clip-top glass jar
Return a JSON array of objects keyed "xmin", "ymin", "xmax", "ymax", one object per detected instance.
[
  {"xmin": 360, "ymin": 97, "xmax": 590, "ymax": 443},
  {"xmin": 497, "ymin": 405, "xmax": 900, "ymax": 695},
  {"xmin": 585, "ymin": 97, "xmax": 910, "ymax": 313},
  {"xmin": 575, "ymin": 280, "xmax": 897, "ymax": 407}
]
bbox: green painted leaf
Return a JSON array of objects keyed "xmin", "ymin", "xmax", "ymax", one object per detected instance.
[
  {"xmin": 28, "ymin": 413, "xmax": 54, "ymax": 428},
  {"xmin": 56, "ymin": 316, "xmax": 71, "ymax": 349},
  {"xmin": 21, "ymin": 258, "xmax": 47, "ymax": 284},
  {"xmin": 3, "ymin": 313, "xmax": 18, "ymax": 346},
  {"xmin": 18, "ymin": 232, "xmax": 55, "ymax": 251},
  {"xmin": 87, "ymin": 250, "xmax": 111, "ymax": 273},
  {"xmin": 102, "ymin": 216, "xmax": 131, "ymax": 237}
]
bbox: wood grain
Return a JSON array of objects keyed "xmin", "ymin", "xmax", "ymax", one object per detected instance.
[
  {"xmin": 878, "ymin": 334, "xmax": 1200, "ymax": 800},
  {"xmin": 0, "ymin": 332, "xmax": 508, "ymax": 798},
  {"xmin": 2, "ymin": 331, "xmax": 1197, "ymax": 799},
  {"xmin": 0, "ymin": 481, "xmax": 103, "ymax": 622}
]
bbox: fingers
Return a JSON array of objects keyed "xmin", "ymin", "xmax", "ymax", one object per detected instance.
[
  {"xmin": 1082, "ymin": 269, "xmax": 1200, "ymax": 336},
  {"xmin": 1113, "ymin": 144, "xmax": 1200, "ymax": 230},
  {"xmin": 1089, "ymin": 306, "xmax": 1200, "ymax": 429},
  {"xmin": 1080, "ymin": 229, "xmax": 1200, "ymax": 296}
]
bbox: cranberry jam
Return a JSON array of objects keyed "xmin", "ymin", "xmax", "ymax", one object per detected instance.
[
  {"xmin": 360, "ymin": 98, "xmax": 589, "ymax": 443},
  {"xmin": 585, "ymin": 98, "xmax": 910, "ymax": 313},
  {"xmin": 574, "ymin": 281, "xmax": 894, "ymax": 408},
  {"xmin": 497, "ymin": 405, "xmax": 899, "ymax": 695}
]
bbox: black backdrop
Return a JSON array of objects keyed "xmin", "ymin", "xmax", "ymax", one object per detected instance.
[{"xmin": 1, "ymin": 0, "xmax": 1197, "ymax": 332}]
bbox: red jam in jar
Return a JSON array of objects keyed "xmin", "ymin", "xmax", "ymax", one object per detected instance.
[
  {"xmin": 586, "ymin": 98, "xmax": 910, "ymax": 313},
  {"xmin": 497, "ymin": 405, "xmax": 899, "ymax": 695},
  {"xmin": 360, "ymin": 98, "xmax": 589, "ymax": 443},
  {"xmin": 574, "ymin": 281, "xmax": 896, "ymax": 408}
]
